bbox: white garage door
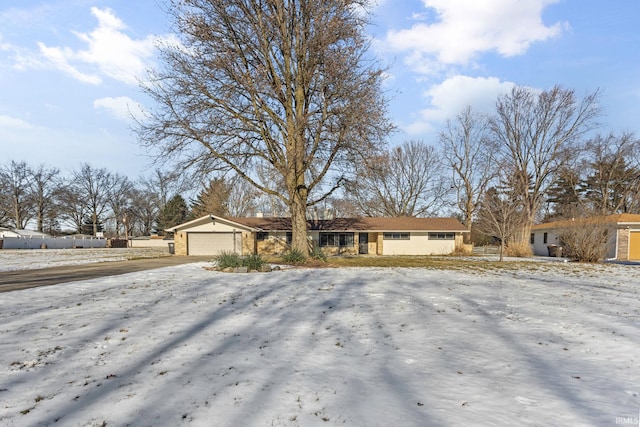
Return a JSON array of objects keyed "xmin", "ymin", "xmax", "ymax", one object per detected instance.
[{"xmin": 187, "ymin": 232, "xmax": 240, "ymax": 256}]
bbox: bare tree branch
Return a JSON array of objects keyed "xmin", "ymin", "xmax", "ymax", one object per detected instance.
[{"xmin": 138, "ymin": 0, "xmax": 393, "ymax": 254}]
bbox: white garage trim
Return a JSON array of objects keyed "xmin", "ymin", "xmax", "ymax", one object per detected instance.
[{"xmin": 187, "ymin": 232, "xmax": 241, "ymax": 256}]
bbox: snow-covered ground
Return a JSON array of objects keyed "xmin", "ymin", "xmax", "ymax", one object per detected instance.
[
  {"xmin": 0, "ymin": 255, "xmax": 639, "ymax": 426},
  {"xmin": 0, "ymin": 248, "xmax": 170, "ymax": 272}
]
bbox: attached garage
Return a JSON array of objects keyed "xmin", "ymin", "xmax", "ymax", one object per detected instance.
[
  {"xmin": 165, "ymin": 215, "xmax": 256, "ymax": 256},
  {"xmin": 187, "ymin": 232, "xmax": 242, "ymax": 256},
  {"xmin": 531, "ymin": 214, "xmax": 640, "ymax": 261},
  {"xmin": 629, "ymin": 231, "xmax": 640, "ymax": 260}
]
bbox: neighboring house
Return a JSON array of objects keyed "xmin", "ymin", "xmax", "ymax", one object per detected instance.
[
  {"xmin": 530, "ymin": 214, "xmax": 640, "ymax": 261},
  {"xmin": 166, "ymin": 215, "xmax": 469, "ymax": 256}
]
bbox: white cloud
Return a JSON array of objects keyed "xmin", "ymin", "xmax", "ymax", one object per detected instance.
[
  {"xmin": 94, "ymin": 96, "xmax": 145, "ymax": 122},
  {"xmin": 37, "ymin": 42, "xmax": 102, "ymax": 84},
  {"xmin": 385, "ymin": 0, "xmax": 567, "ymax": 70},
  {"xmin": 404, "ymin": 75, "xmax": 515, "ymax": 134},
  {"xmin": 38, "ymin": 7, "xmax": 158, "ymax": 85},
  {"xmin": 0, "ymin": 33, "xmax": 11, "ymax": 51},
  {"xmin": 0, "ymin": 114, "xmax": 34, "ymax": 130}
]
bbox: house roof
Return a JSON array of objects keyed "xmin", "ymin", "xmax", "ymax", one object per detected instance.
[
  {"xmin": 165, "ymin": 215, "xmax": 256, "ymax": 232},
  {"xmin": 532, "ymin": 214, "xmax": 640, "ymax": 230},
  {"xmin": 230, "ymin": 216, "xmax": 468, "ymax": 232}
]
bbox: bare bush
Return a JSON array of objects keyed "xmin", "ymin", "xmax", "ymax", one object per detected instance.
[
  {"xmin": 559, "ymin": 219, "xmax": 613, "ymax": 262},
  {"xmin": 505, "ymin": 241, "xmax": 533, "ymax": 258}
]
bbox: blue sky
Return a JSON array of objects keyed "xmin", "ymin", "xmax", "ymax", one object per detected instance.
[{"xmin": 1, "ymin": 0, "xmax": 639, "ymax": 177}]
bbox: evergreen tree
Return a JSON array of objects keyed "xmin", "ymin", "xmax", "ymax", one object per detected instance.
[
  {"xmin": 156, "ymin": 195, "xmax": 189, "ymax": 235},
  {"xmin": 189, "ymin": 178, "xmax": 231, "ymax": 219},
  {"xmin": 545, "ymin": 167, "xmax": 582, "ymax": 220}
]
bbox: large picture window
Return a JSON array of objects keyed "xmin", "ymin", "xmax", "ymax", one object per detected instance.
[
  {"xmin": 319, "ymin": 232, "xmax": 354, "ymax": 247},
  {"xmin": 383, "ymin": 232, "xmax": 410, "ymax": 240},
  {"xmin": 428, "ymin": 232, "xmax": 454, "ymax": 240}
]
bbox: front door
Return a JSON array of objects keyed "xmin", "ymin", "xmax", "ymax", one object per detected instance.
[{"xmin": 359, "ymin": 233, "xmax": 369, "ymax": 254}]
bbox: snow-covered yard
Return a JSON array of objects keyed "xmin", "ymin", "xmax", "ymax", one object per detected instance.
[
  {"xmin": 0, "ymin": 248, "xmax": 170, "ymax": 272},
  {"xmin": 0, "ymin": 254, "xmax": 639, "ymax": 426}
]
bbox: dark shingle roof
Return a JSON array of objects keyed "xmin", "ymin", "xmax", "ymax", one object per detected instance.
[{"xmin": 231, "ymin": 217, "xmax": 467, "ymax": 232}]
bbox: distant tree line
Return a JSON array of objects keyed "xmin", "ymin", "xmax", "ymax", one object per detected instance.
[
  {"xmin": 3, "ymin": 87, "xmax": 639, "ymax": 248},
  {"xmin": 0, "ymin": 161, "xmax": 289, "ymax": 237},
  {"xmin": 0, "ymin": 162, "xmax": 189, "ymax": 237}
]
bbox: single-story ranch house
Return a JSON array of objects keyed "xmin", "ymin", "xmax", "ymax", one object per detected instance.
[
  {"xmin": 166, "ymin": 215, "xmax": 469, "ymax": 256},
  {"xmin": 530, "ymin": 214, "xmax": 640, "ymax": 261}
]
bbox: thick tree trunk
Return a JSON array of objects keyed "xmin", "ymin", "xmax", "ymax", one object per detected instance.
[
  {"xmin": 289, "ymin": 184, "xmax": 309, "ymax": 255},
  {"xmin": 93, "ymin": 213, "xmax": 99, "ymax": 237},
  {"xmin": 464, "ymin": 199, "xmax": 474, "ymax": 244}
]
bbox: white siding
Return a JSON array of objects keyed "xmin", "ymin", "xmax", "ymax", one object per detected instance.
[
  {"xmin": 382, "ymin": 232, "xmax": 454, "ymax": 255},
  {"xmin": 531, "ymin": 230, "xmax": 561, "ymax": 256},
  {"xmin": 183, "ymin": 221, "xmax": 244, "ymax": 233}
]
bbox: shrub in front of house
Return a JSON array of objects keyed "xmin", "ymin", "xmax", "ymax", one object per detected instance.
[
  {"xmin": 310, "ymin": 246, "xmax": 327, "ymax": 262},
  {"xmin": 505, "ymin": 241, "xmax": 533, "ymax": 257},
  {"xmin": 559, "ymin": 221, "xmax": 612, "ymax": 262},
  {"xmin": 282, "ymin": 248, "xmax": 307, "ymax": 264},
  {"xmin": 213, "ymin": 251, "xmax": 268, "ymax": 271},
  {"xmin": 213, "ymin": 251, "xmax": 242, "ymax": 269},
  {"xmin": 242, "ymin": 254, "xmax": 267, "ymax": 271}
]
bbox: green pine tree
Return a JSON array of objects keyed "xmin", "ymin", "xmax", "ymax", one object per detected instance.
[{"xmin": 156, "ymin": 194, "xmax": 189, "ymax": 235}]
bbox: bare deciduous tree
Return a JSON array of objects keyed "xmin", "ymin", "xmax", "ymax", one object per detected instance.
[
  {"xmin": 580, "ymin": 132, "xmax": 640, "ymax": 214},
  {"xmin": 0, "ymin": 192, "xmax": 8, "ymax": 227},
  {"xmin": 227, "ymin": 175, "xmax": 259, "ymax": 217},
  {"xmin": 108, "ymin": 174, "xmax": 134, "ymax": 238},
  {"xmin": 70, "ymin": 163, "xmax": 116, "ymax": 236},
  {"xmin": 348, "ymin": 140, "xmax": 449, "ymax": 217},
  {"xmin": 489, "ymin": 85, "xmax": 600, "ymax": 246},
  {"xmin": 139, "ymin": 168, "xmax": 189, "ymax": 213},
  {"xmin": 127, "ymin": 187, "xmax": 159, "ymax": 236},
  {"xmin": 475, "ymin": 186, "xmax": 529, "ymax": 262},
  {"xmin": 440, "ymin": 106, "xmax": 495, "ymax": 239},
  {"xmin": 30, "ymin": 165, "xmax": 62, "ymax": 233},
  {"xmin": 0, "ymin": 161, "xmax": 34, "ymax": 229},
  {"xmin": 138, "ymin": 0, "xmax": 392, "ymax": 254}
]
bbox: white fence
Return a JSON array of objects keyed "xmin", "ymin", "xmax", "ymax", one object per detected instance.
[
  {"xmin": 1, "ymin": 236, "xmax": 107, "ymax": 250},
  {"xmin": 130, "ymin": 238, "xmax": 174, "ymax": 248}
]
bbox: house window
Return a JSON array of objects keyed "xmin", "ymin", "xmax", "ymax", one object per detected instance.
[
  {"xmin": 286, "ymin": 232, "xmax": 292, "ymax": 244},
  {"xmin": 530, "ymin": 233, "xmax": 535, "ymax": 244},
  {"xmin": 383, "ymin": 232, "xmax": 410, "ymax": 240},
  {"xmin": 256, "ymin": 232, "xmax": 269, "ymax": 241},
  {"xmin": 319, "ymin": 232, "xmax": 354, "ymax": 247},
  {"xmin": 543, "ymin": 232, "xmax": 548, "ymax": 244},
  {"xmin": 428, "ymin": 233, "xmax": 454, "ymax": 240}
]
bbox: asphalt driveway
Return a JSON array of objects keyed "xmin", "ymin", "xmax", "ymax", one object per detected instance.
[{"xmin": 0, "ymin": 256, "xmax": 212, "ymax": 293}]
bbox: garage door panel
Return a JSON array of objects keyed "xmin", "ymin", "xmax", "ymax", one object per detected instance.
[
  {"xmin": 629, "ymin": 232, "xmax": 640, "ymax": 260},
  {"xmin": 187, "ymin": 232, "xmax": 240, "ymax": 256}
]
